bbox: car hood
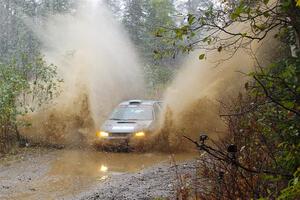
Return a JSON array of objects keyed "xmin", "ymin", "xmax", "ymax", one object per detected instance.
[{"xmin": 101, "ymin": 120, "xmax": 153, "ymax": 133}]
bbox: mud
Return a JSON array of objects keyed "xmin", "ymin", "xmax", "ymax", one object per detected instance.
[
  {"xmin": 20, "ymin": 93, "xmax": 95, "ymax": 147},
  {"xmin": 151, "ymin": 98, "xmax": 227, "ymax": 152},
  {"xmin": 0, "ymin": 148, "xmax": 197, "ymax": 200}
]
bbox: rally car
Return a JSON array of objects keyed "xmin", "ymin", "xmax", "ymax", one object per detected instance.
[{"xmin": 95, "ymin": 100, "xmax": 163, "ymax": 149}]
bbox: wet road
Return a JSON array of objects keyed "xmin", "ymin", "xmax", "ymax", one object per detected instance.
[{"xmin": 0, "ymin": 149, "xmax": 196, "ymax": 200}]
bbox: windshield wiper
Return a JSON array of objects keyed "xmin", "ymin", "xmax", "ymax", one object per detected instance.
[
  {"xmin": 110, "ymin": 118, "xmax": 122, "ymax": 120},
  {"xmin": 126, "ymin": 119, "xmax": 147, "ymax": 121},
  {"xmin": 110, "ymin": 118, "xmax": 149, "ymax": 121}
]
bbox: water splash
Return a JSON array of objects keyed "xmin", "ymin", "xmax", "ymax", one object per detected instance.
[{"xmin": 21, "ymin": 1, "xmax": 145, "ymax": 146}]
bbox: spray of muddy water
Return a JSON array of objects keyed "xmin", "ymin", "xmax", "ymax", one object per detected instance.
[
  {"xmin": 152, "ymin": 47, "xmax": 257, "ymax": 152},
  {"xmin": 150, "ymin": 3, "xmax": 281, "ymax": 151},
  {"xmin": 21, "ymin": 1, "xmax": 145, "ymax": 146}
]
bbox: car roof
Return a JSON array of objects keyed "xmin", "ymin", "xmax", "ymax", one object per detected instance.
[{"xmin": 119, "ymin": 99, "xmax": 162, "ymax": 106}]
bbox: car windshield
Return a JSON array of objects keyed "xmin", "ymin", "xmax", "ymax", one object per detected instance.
[{"xmin": 110, "ymin": 106, "xmax": 153, "ymax": 120}]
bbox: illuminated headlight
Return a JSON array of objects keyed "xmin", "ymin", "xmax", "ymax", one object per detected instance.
[
  {"xmin": 135, "ymin": 131, "xmax": 145, "ymax": 137},
  {"xmin": 99, "ymin": 165, "xmax": 108, "ymax": 172},
  {"xmin": 96, "ymin": 131, "xmax": 109, "ymax": 138}
]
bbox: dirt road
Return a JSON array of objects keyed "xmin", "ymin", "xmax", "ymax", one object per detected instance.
[{"xmin": 0, "ymin": 148, "xmax": 197, "ymax": 200}]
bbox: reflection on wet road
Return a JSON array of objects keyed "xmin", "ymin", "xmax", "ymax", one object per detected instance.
[
  {"xmin": 0, "ymin": 149, "xmax": 197, "ymax": 200},
  {"xmin": 50, "ymin": 150, "xmax": 196, "ymax": 174}
]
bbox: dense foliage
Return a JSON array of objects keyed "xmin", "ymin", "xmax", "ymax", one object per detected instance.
[
  {"xmin": 193, "ymin": 55, "xmax": 299, "ymax": 199},
  {"xmin": 251, "ymin": 56, "xmax": 300, "ymax": 199},
  {"xmin": 207, "ymin": 55, "xmax": 300, "ymax": 199},
  {"xmin": 156, "ymin": 0, "xmax": 300, "ymax": 199}
]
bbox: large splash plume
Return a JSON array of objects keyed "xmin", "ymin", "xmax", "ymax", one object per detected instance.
[
  {"xmin": 21, "ymin": 1, "xmax": 145, "ymax": 146},
  {"xmin": 152, "ymin": 23, "xmax": 278, "ymax": 151},
  {"xmin": 152, "ymin": 47, "xmax": 258, "ymax": 151}
]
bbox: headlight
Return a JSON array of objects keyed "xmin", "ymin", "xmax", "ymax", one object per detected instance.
[
  {"xmin": 96, "ymin": 131, "xmax": 109, "ymax": 138},
  {"xmin": 99, "ymin": 165, "xmax": 108, "ymax": 172},
  {"xmin": 135, "ymin": 131, "xmax": 145, "ymax": 137}
]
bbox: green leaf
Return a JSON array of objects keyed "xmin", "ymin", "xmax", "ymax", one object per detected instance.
[
  {"xmin": 242, "ymin": 33, "xmax": 247, "ymax": 37},
  {"xmin": 263, "ymin": 12, "xmax": 270, "ymax": 18},
  {"xmin": 230, "ymin": 13, "xmax": 239, "ymax": 20},
  {"xmin": 187, "ymin": 14, "xmax": 195, "ymax": 25},
  {"xmin": 281, "ymin": 0, "xmax": 292, "ymax": 10},
  {"xmin": 230, "ymin": 4, "xmax": 245, "ymax": 20},
  {"xmin": 199, "ymin": 54, "xmax": 205, "ymax": 60}
]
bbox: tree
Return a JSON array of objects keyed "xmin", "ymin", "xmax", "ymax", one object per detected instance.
[
  {"xmin": 40, "ymin": 0, "xmax": 76, "ymax": 15},
  {"xmin": 0, "ymin": 55, "xmax": 60, "ymax": 153},
  {"xmin": 103, "ymin": 0, "xmax": 123, "ymax": 18},
  {"xmin": 145, "ymin": 0, "xmax": 175, "ymax": 59},
  {"xmin": 176, "ymin": 0, "xmax": 210, "ymax": 15},
  {"xmin": 0, "ymin": 0, "xmax": 76, "ymax": 64},
  {"xmin": 120, "ymin": 0, "xmax": 178, "ymax": 93},
  {"xmin": 122, "ymin": 0, "xmax": 146, "ymax": 49},
  {"xmin": 160, "ymin": 0, "xmax": 300, "ymax": 58}
]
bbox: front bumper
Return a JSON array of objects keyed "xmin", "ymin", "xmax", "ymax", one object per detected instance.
[{"xmin": 94, "ymin": 133, "xmax": 147, "ymax": 148}]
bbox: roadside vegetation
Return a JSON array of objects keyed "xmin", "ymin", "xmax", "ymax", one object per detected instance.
[
  {"xmin": 0, "ymin": 0, "xmax": 72, "ymax": 154},
  {"xmin": 0, "ymin": 55, "xmax": 60, "ymax": 153},
  {"xmin": 156, "ymin": 0, "xmax": 300, "ymax": 199}
]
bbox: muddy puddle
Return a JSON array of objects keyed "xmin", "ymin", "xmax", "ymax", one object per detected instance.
[
  {"xmin": 0, "ymin": 149, "xmax": 197, "ymax": 200},
  {"xmin": 49, "ymin": 150, "xmax": 197, "ymax": 174}
]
